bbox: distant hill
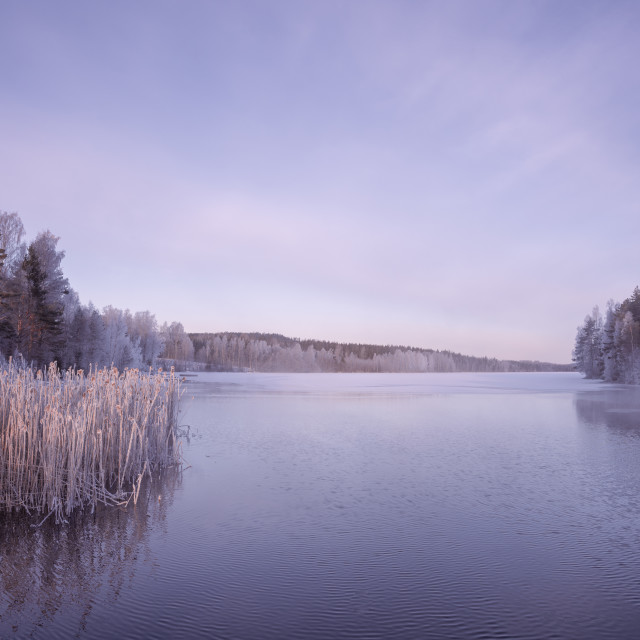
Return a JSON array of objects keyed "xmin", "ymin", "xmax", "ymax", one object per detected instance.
[{"xmin": 186, "ymin": 332, "xmax": 572, "ymax": 373}]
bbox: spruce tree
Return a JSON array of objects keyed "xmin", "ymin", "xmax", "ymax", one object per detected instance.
[{"xmin": 20, "ymin": 244, "xmax": 65, "ymax": 366}]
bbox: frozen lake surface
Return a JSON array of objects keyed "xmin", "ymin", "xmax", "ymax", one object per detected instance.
[{"xmin": 2, "ymin": 372, "xmax": 640, "ymax": 639}]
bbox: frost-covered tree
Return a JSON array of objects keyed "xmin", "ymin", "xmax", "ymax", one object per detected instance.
[
  {"xmin": 14, "ymin": 233, "xmax": 69, "ymax": 366},
  {"xmin": 576, "ymin": 288, "xmax": 640, "ymax": 385},
  {"xmin": 602, "ymin": 300, "xmax": 621, "ymax": 382},
  {"xmin": 185, "ymin": 332, "xmax": 564, "ymax": 374},
  {"xmin": 87, "ymin": 305, "xmax": 108, "ymax": 367},
  {"xmin": 0, "ymin": 212, "xmax": 26, "ymax": 355},
  {"xmin": 616, "ymin": 311, "xmax": 639, "ymax": 384},
  {"xmin": 0, "ymin": 211, "xmax": 171, "ymax": 371},
  {"xmin": 102, "ymin": 306, "xmax": 142, "ymax": 370},
  {"xmin": 0, "ymin": 212, "xmax": 27, "ymax": 278},
  {"xmin": 160, "ymin": 322, "xmax": 194, "ymax": 367},
  {"xmin": 66, "ymin": 304, "xmax": 92, "ymax": 370},
  {"xmin": 573, "ymin": 306, "xmax": 604, "ymax": 379},
  {"xmin": 126, "ymin": 310, "xmax": 164, "ymax": 367}
]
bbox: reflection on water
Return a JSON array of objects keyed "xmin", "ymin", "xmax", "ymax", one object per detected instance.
[
  {"xmin": 0, "ymin": 468, "xmax": 181, "ymax": 638},
  {"xmin": 575, "ymin": 387, "xmax": 640, "ymax": 434},
  {"xmin": 3, "ymin": 373, "xmax": 640, "ymax": 639}
]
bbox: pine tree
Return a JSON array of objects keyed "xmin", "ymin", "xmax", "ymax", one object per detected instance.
[
  {"xmin": 573, "ymin": 307, "xmax": 604, "ymax": 379},
  {"xmin": 602, "ymin": 300, "xmax": 620, "ymax": 382},
  {"xmin": 19, "ymin": 244, "xmax": 65, "ymax": 365}
]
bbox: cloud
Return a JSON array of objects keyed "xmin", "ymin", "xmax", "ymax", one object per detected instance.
[{"xmin": 1, "ymin": 1, "xmax": 639, "ymax": 362}]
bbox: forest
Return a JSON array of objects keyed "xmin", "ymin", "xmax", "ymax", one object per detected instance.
[
  {"xmin": 573, "ymin": 286, "xmax": 640, "ymax": 384},
  {"xmin": 0, "ymin": 210, "xmax": 570, "ymax": 374},
  {"xmin": 0, "ymin": 211, "xmax": 191, "ymax": 371},
  {"xmin": 0, "ymin": 211, "xmax": 184, "ymax": 522},
  {"xmin": 189, "ymin": 332, "xmax": 569, "ymax": 373}
]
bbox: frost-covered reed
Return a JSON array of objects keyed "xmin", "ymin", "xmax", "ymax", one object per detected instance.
[{"xmin": 0, "ymin": 361, "xmax": 181, "ymax": 523}]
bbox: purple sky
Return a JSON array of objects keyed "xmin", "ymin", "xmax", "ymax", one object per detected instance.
[{"xmin": 2, "ymin": 1, "xmax": 639, "ymax": 363}]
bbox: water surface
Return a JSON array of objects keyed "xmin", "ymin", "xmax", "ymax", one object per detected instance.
[{"xmin": 2, "ymin": 372, "xmax": 640, "ymax": 639}]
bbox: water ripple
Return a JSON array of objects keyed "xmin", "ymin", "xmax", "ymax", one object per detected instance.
[{"xmin": 3, "ymin": 374, "xmax": 640, "ymax": 639}]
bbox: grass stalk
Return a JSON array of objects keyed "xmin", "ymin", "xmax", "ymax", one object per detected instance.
[{"xmin": 0, "ymin": 361, "xmax": 181, "ymax": 523}]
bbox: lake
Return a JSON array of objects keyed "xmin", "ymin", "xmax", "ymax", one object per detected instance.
[{"xmin": 2, "ymin": 372, "xmax": 640, "ymax": 639}]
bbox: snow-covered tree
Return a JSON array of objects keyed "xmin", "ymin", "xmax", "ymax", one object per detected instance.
[
  {"xmin": 0, "ymin": 212, "xmax": 27, "ymax": 356},
  {"xmin": 126, "ymin": 310, "xmax": 164, "ymax": 367},
  {"xmin": 573, "ymin": 306, "xmax": 604, "ymax": 379},
  {"xmin": 601, "ymin": 300, "xmax": 620, "ymax": 382},
  {"xmin": 576, "ymin": 288, "xmax": 640, "ymax": 385},
  {"xmin": 102, "ymin": 306, "xmax": 142, "ymax": 370},
  {"xmin": 160, "ymin": 322, "xmax": 194, "ymax": 367},
  {"xmin": 0, "ymin": 212, "xmax": 27, "ymax": 278}
]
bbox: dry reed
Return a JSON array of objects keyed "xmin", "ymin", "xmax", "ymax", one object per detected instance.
[{"xmin": 0, "ymin": 361, "xmax": 181, "ymax": 524}]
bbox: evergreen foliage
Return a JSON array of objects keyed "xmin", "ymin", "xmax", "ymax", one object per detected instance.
[
  {"xmin": 574, "ymin": 287, "xmax": 640, "ymax": 384},
  {"xmin": 0, "ymin": 210, "xmax": 575, "ymax": 374},
  {"xmin": 0, "ymin": 211, "xmax": 176, "ymax": 370}
]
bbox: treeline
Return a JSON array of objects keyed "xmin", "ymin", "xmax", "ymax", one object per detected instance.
[
  {"xmin": 189, "ymin": 332, "xmax": 570, "ymax": 373},
  {"xmin": 0, "ymin": 211, "xmax": 193, "ymax": 370},
  {"xmin": 573, "ymin": 286, "xmax": 640, "ymax": 384},
  {"xmin": 0, "ymin": 209, "xmax": 572, "ymax": 375}
]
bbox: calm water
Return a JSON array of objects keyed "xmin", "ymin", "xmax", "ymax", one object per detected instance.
[{"xmin": 2, "ymin": 372, "xmax": 640, "ymax": 639}]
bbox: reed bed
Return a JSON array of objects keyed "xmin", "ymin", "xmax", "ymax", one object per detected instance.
[{"xmin": 0, "ymin": 361, "xmax": 181, "ymax": 524}]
